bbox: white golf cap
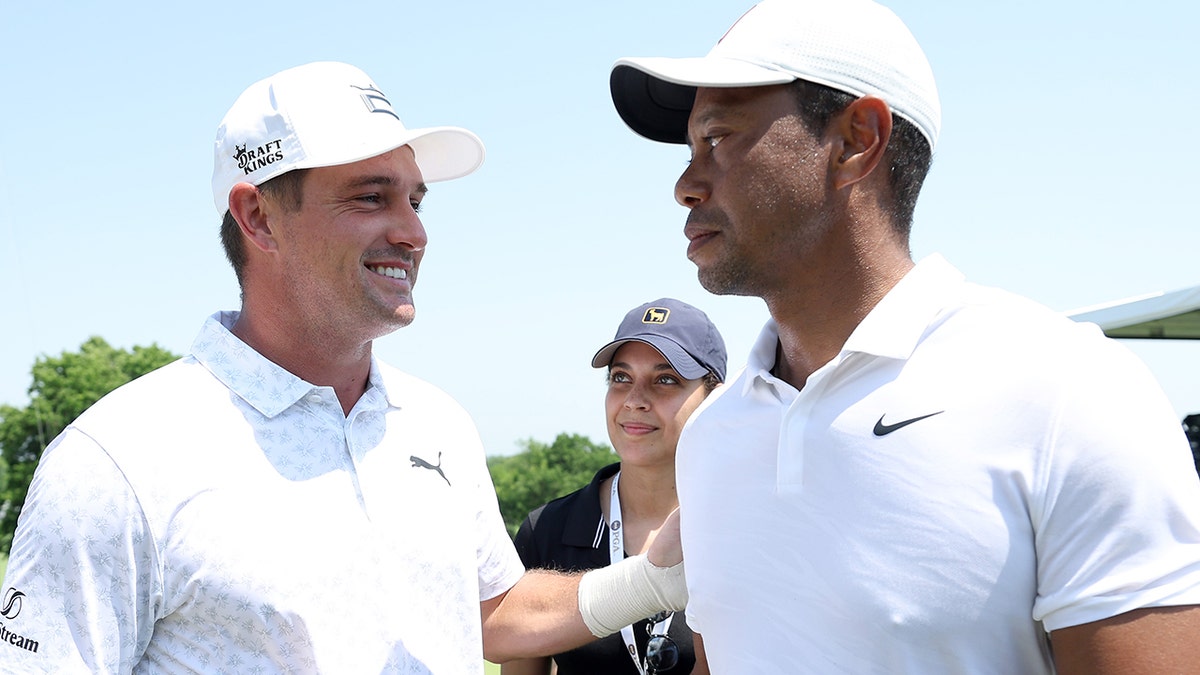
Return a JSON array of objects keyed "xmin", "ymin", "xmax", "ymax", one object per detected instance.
[
  {"xmin": 212, "ymin": 61, "xmax": 485, "ymax": 214},
  {"xmin": 610, "ymin": 0, "xmax": 940, "ymax": 151}
]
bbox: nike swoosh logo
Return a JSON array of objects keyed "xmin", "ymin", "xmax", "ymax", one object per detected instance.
[{"xmin": 873, "ymin": 411, "xmax": 944, "ymax": 436}]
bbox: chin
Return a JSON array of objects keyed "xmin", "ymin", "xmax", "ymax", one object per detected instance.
[
  {"xmin": 360, "ymin": 308, "xmax": 416, "ymax": 340},
  {"xmin": 386, "ymin": 300, "xmax": 417, "ymax": 325},
  {"xmin": 698, "ymin": 267, "xmax": 759, "ymax": 298}
]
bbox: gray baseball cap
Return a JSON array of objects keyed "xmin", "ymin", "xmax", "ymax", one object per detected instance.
[{"xmin": 591, "ymin": 298, "xmax": 726, "ymax": 381}]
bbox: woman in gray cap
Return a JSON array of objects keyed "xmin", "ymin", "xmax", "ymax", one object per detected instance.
[{"xmin": 505, "ymin": 298, "xmax": 726, "ymax": 675}]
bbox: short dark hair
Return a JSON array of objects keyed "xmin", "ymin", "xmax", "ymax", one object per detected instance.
[
  {"xmin": 787, "ymin": 79, "xmax": 933, "ymax": 237},
  {"xmin": 219, "ymin": 169, "xmax": 308, "ymax": 287}
]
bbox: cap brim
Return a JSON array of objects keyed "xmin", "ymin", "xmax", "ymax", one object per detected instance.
[
  {"xmin": 291, "ymin": 125, "xmax": 484, "ymax": 185},
  {"xmin": 226, "ymin": 125, "xmax": 485, "ymax": 211},
  {"xmin": 610, "ymin": 57, "xmax": 795, "ymax": 144},
  {"xmin": 406, "ymin": 127, "xmax": 485, "ymax": 183},
  {"xmin": 591, "ymin": 336, "xmax": 710, "ymax": 381}
]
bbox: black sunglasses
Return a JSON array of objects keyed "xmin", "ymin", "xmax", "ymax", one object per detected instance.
[{"xmin": 644, "ymin": 612, "xmax": 679, "ymax": 674}]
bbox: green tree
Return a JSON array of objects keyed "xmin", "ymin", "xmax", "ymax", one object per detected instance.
[
  {"xmin": 0, "ymin": 337, "xmax": 178, "ymax": 553},
  {"xmin": 488, "ymin": 433, "xmax": 619, "ymax": 537}
]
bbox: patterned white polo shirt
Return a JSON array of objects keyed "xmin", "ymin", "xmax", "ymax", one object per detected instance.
[{"xmin": 1, "ymin": 311, "xmax": 524, "ymax": 673}]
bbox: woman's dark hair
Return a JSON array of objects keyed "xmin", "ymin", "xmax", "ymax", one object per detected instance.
[{"xmin": 702, "ymin": 372, "xmax": 722, "ymax": 394}]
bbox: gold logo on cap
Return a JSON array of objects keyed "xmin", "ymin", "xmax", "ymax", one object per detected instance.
[{"xmin": 642, "ymin": 307, "xmax": 670, "ymax": 324}]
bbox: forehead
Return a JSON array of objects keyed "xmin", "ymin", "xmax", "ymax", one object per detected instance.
[
  {"xmin": 307, "ymin": 145, "xmax": 425, "ymax": 190},
  {"xmin": 687, "ymin": 85, "xmax": 798, "ymax": 132}
]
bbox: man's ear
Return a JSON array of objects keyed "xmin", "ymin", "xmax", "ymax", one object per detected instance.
[
  {"xmin": 830, "ymin": 96, "xmax": 892, "ymax": 190},
  {"xmin": 227, "ymin": 182, "xmax": 279, "ymax": 254}
]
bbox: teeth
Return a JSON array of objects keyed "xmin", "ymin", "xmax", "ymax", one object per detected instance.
[{"xmin": 370, "ymin": 266, "xmax": 407, "ymax": 280}]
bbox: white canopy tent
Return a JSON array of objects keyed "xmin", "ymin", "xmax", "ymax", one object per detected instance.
[
  {"xmin": 1067, "ymin": 285, "xmax": 1200, "ymax": 340},
  {"xmin": 1069, "ymin": 287, "xmax": 1200, "ymax": 470}
]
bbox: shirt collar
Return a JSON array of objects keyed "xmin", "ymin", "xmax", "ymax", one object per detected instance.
[
  {"xmin": 843, "ymin": 253, "xmax": 964, "ymax": 360},
  {"xmin": 742, "ymin": 254, "xmax": 965, "ymax": 395},
  {"xmin": 744, "ymin": 319, "xmax": 784, "ymax": 396},
  {"xmin": 562, "ymin": 462, "xmax": 622, "ymax": 549},
  {"xmin": 191, "ymin": 311, "xmax": 396, "ymax": 417}
]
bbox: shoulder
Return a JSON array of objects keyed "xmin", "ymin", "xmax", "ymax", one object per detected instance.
[
  {"xmin": 373, "ymin": 360, "xmax": 457, "ymax": 401},
  {"xmin": 529, "ymin": 463, "xmax": 618, "ymax": 532},
  {"xmin": 683, "ymin": 366, "xmax": 753, "ymax": 434},
  {"xmin": 930, "ymin": 281, "xmax": 1156, "ymax": 389},
  {"xmin": 952, "ymin": 282, "xmax": 1112, "ymax": 351},
  {"xmin": 514, "ymin": 464, "xmax": 618, "ymax": 569},
  {"xmin": 71, "ymin": 356, "xmax": 229, "ymax": 438},
  {"xmin": 523, "ymin": 483, "xmax": 593, "ymax": 536},
  {"xmin": 513, "ymin": 495, "xmax": 580, "ymax": 569},
  {"xmin": 373, "ymin": 360, "xmax": 475, "ymax": 421}
]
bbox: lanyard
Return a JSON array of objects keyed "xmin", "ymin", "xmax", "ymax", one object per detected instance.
[{"xmin": 610, "ymin": 471, "xmax": 673, "ymax": 675}]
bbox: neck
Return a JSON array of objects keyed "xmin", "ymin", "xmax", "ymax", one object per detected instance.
[
  {"xmin": 601, "ymin": 464, "xmax": 680, "ymax": 557},
  {"xmin": 231, "ymin": 307, "xmax": 372, "ymax": 416},
  {"xmin": 612, "ymin": 463, "xmax": 679, "ymax": 521},
  {"xmin": 766, "ymin": 239, "xmax": 913, "ymax": 389}
]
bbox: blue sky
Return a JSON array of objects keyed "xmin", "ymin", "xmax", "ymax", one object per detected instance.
[{"xmin": 2, "ymin": 1, "xmax": 1198, "ymax": 455}]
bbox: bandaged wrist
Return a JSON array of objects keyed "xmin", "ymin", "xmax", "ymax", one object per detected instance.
[{"xmin": 576, "ymin": 553, "xmax": 688, "ymax": 638}]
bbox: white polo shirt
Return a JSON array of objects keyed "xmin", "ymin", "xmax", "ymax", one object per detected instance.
[
  {"xmin": 1, "ymin": 311, "xmax": 525, "ymax": 673},
  {"xmin": 677, "ymin": 255, "xmax": 1200, "ymax": 674}
]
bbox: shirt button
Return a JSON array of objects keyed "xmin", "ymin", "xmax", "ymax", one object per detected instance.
[{"xmin": 307, "ymin": 393, "xmax": 323, "ymax": 404}]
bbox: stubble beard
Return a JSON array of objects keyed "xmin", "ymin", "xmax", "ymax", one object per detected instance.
[
  {"xmin": 369, "ymin": 287, "xmax": 418, "ymax": 337},
  {"xmin": 689, "ymin": 208, "xmax": 763, "ymax": 298},
  {"xmin": 361, "ymin": 247, "xmax": 420, "ymax": 336},
  {"xmin": 390, "ymin": 304, "xmax": 417, "ymax": 330},
  {"xmin": 691, "ymin": 203, "xmax": 833, "ymax": 299},
  {"xmin": 697, "ymin": 257, "xmax": 758, "ymax": 297}
]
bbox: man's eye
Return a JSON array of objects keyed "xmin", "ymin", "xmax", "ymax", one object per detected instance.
[
  {"xmin": 410, "ymin": 201, "xmax": 423, "ymax": 214},
  {"xmin": 705, "ymin": 135, "xmax": 725, "ymax": 149}
]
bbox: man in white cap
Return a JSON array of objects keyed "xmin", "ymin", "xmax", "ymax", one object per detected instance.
[
  {"xmin": 1, "ymin": 61, "xmax": 685, "ymax": 673},
  {"xmin": 610, "ymin": 1, "xmax": 1200, "ymax": 672}
]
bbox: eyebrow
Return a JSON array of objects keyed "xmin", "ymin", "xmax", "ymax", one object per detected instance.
[
  {"xmin": 609, "ymin": 361, "xmax": 677, "ymax": 372},
  {"xmin": 342, "ymin": 175, "xmax": 429, "ymax": 195},
  {"xmin": 684, "ymin": 101, "xmax": 751, "ymax": 149},
  {"xmin": 684, "ymin": 110, "xmax": 722, "ymax": 151}
]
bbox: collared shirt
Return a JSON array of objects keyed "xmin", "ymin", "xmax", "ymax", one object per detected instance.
[
  {"xmin": 514, "ymin": 463, "xmax": 696, "ymax": 675},
  {"xmin": 2, "ymin": 311, "xmax": 524, "ymax": 673},
  {"xmin": 677, "ymin": 255, "xmax": 1200, "ymax": 674}
]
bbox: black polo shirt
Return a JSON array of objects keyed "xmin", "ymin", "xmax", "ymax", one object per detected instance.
[{"xmin": 513, "ymin": 462, "xmax": 696, "ymax": 674}]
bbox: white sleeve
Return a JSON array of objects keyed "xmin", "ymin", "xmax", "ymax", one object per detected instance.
[
  {"xmin": 1, "ymin": 428, "xmax": 159, "ymax": 672},
  {"xmin": 1032, "ymin": 344, "xmax": 1200, "ymax": 631},
  {"xmin": 475, "ymin": 484, "xmax": 525, "ymax": 603},
  {"xmin": 461, "ymin": 423, "xmax": 524, "ymax": 602}
]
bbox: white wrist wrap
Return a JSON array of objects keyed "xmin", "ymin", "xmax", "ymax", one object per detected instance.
[{"xmin": 576, "ymin": 553, "xmax": 688, "ymax": 638}]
